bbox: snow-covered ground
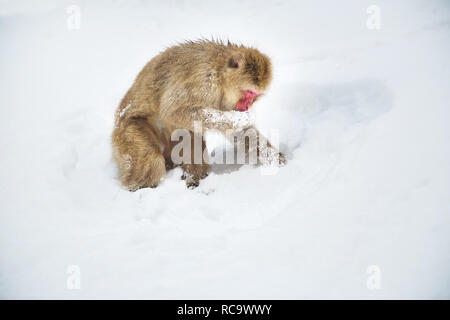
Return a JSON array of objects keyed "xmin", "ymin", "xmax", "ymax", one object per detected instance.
[{"xmin": 0, "ymin": 0, "xmax": 449, "ymax": 299}]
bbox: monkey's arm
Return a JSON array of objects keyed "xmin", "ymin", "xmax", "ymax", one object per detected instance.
[
  {"xmin": 168, "ymin": 106, "xmax": 254, "ymax": 132},
  {"xmin": 229, "ymin": 125, "xmax": 287, "ymax": 165}
]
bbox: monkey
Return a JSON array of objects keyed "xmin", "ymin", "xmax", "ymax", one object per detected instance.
[{"xmin": 112, "ymin": 39, "xmax": 286, "ymax": 190}]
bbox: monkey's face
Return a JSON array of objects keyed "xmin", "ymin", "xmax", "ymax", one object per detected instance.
[{"xmin": 222, "ymin": 48, "xmax": 272, "ymax": 112}]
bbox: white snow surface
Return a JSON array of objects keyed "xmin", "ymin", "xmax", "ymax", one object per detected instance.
[{"xmin": 0, "ymin": 0, "xmax": 449, "ymax": 299}]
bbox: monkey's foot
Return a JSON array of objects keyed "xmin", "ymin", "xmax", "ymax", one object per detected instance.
[
  {"xmin": 181, "ymin": 164, "xmax": 211, "ymax": 189},
  {"xmin": 181, "ymin": 172, "xmax": 203, "ymax": 189}
]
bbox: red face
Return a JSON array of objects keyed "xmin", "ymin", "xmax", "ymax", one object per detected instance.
[{"xmin": 235, "ymin": 90, "xmax": 261, "ymax": 112}]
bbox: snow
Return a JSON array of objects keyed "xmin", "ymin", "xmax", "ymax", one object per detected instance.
[
  {"xmin": 119, "ymin": 104, "xmax": 131, "ymax": 119},
  {"xmin": 0, "ymin": 0, "xmax": 449, "ymax": 299}
]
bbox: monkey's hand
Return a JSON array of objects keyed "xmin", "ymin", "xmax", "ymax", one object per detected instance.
[
  {"xmin": 259, "ymin": 145, "xmax": 287, "ymax": 166},
  {"xmin": 278, "ymin": 151, "xmax": 287, "ymax": 166},
  {"xmin": 227, "ymin": 126, "xmax": 287, "ymax": 166}
]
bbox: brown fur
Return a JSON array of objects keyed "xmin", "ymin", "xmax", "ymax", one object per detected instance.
[{"xmin": 112, "ymin": 39, "xmax": 283, "ymax": 190}]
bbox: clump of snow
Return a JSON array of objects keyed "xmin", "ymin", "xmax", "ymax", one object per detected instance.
[
  {"xmin": 119, "ymin": 103, "xmax": 131, "ymax": 118},
  {"xmin": 0, "ymin": 0, "xmax": 449, "ymax": 299},
  {"xmin": 114, "ymin": 103, "xmax": 131, "ymax": 128}
]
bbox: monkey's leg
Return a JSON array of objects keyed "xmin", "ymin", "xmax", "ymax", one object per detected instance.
[
  {"xmin": 112, "ymin": 118, "xmax": 166, "ymax": 190},
  {"xmin": 230, "ymin": 126, "xmax": 286, "ymax": 166},
  {"xmin": 178, "ymin": 131, "xmax": 211, "ymax": 188}
]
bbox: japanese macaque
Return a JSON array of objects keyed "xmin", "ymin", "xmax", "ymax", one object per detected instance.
[{"xmin": 112, "ymin": 39, "xmax": 285, "ymax": 190}]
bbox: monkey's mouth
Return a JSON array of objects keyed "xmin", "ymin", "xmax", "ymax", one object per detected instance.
[{"xmin": 235, "ymin": 90, "xmax": 260, "ymax": 112}]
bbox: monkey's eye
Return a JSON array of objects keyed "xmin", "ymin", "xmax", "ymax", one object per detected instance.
[
  {"xmin": 228, "ymin": 55, "xmax": 243, "ymax": 69},
  {"xmin": 228, "ymin": 59, "xmax": 239, "ymax": 68}
]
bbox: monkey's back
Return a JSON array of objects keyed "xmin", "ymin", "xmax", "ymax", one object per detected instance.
[{"xmin": 117, "ymin": 41, "xmax": 231, "ymax": 121}]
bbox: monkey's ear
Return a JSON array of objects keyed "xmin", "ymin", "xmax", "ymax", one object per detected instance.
[{"xmin": 228, "ymin": 54, "xmax": 243, "ymax": 69}]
